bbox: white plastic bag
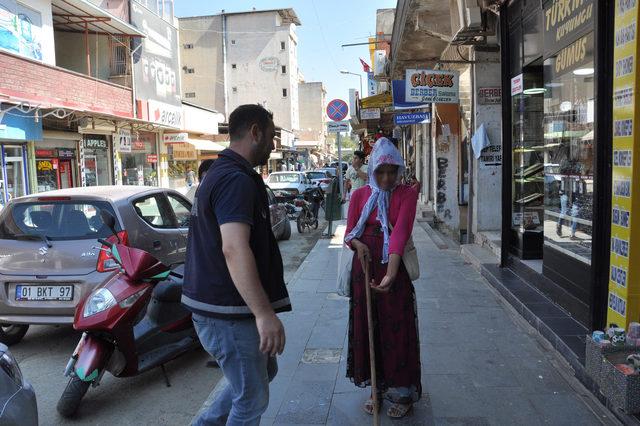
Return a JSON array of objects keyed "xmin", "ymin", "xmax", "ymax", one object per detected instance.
[{"xmin": 337, "ymin": 244, "xmax": 353, "ymax": 297}]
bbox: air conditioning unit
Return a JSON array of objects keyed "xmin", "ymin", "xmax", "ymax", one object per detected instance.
[{"xmin": 450, "ymin": 0, "xmax": 487, "ymax": 44}]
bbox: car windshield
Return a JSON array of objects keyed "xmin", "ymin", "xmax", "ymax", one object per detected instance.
[
  {"xmin": 268, "ymin": 173, "xmax": 300, "ymax": 183},
  {"xmin": 306, "ymin": 172, "xmax": 326, "ymax": 180},
  {"xmin": 0, "ymin": 200, "xmax": 121, "ymax": 241}
]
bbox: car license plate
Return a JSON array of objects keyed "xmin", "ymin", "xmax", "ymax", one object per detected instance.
[{"xmin": 15, "ymin": 285, "xmax": 74, "ymax": 301}]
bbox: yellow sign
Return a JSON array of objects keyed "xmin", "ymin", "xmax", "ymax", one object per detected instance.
[
  {"xmin": 37, "ymin": 160, "xmax": 53, "ymax": 171},
  {"xmin": 608, "ymin": 0, "xmax": 640, "ymax": 328},
  {"xmin": 172, "ymin": 143, "xmax": 197, "ymax": 161}
]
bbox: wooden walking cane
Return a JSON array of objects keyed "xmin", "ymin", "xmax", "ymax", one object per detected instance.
[{"xmin": 364, "ymin": 261, "xmax": 380, "ymax": 426}]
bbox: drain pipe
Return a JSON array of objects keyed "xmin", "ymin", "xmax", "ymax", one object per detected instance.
[
  {"xmin": 222, "ymin": 13, "xmax": 229, "ymax": 120},
  {"xmin": 466, "ymin": 50, "xmax": 476, "ymax": 245}
]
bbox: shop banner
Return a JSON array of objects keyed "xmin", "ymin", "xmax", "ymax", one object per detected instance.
[
  {"xmin": 58, "ymin": 149, "xmax": 75, "ymax": 158},
  {"xmin": 545, "ymin": 32, "xmax": 594, "ymax": 81},
  {"xmin": 405, "ymin": 69, "xmax": 459, "ymax": 104},
  {"xmin": 477, "ymin": 87, "xmax": 502, "ymax": 105},
  {"xmin": 360, "ymin": 108, "xmax": 381, "ymax": 120},
  {"xmin": 83, "ymin": 136, "xmax": 107, "ymax": 149},
  {"xmin": 543, "ymin": 0, "xmax": 595, "ymax": 59},
  {"xmin": 116, "ymin": 129, "xmax": 132, "ymax": 153},
  {"xmin": 0, "ymin": 104, "xmax": 43, "ymax": 141},
  {"xmin": 172, "ymin": 143, "xmax": 197, "ymax": 161},
  {"xmin": 394, "ymin": 112, "xmax": 431, "ymax": 125},
  {"xmin": 607, "ymin": 0, "xmax": 640, "ymax": 328},
  {"xmin": 146, "ymin": 154, "xmax": 158, "ymax": 163},
  {"xmin": 367, "ymin": 72, "xmax": 376, "ymax": 96},
  {"xmin": 0, "ymin": 0, "xmax": 44, "ymax": 61},
  {"xmin": 130, "ymin": 2, "xmax": 181, "ymax": 108},
  {"xmin": 163, "ymin": 132, "xmax": 189, "ymax": 143},
  {"xmin": 148, "ymin": 100, "xmax": 183, "ymax": 129}
]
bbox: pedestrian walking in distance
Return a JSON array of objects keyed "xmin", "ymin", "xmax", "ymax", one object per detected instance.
[
  {"xmin": 183, "ymin": 104, "xmax": 291, "ymax": 426},
  {"xmin": 344, "ymin": 137, "xmax": 421, "ymax": 419}
]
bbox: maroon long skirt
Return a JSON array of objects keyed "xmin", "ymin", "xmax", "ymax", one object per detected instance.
[{"xmin": 346, "ymin": 227, "xmax": 422, "ymax": 403}]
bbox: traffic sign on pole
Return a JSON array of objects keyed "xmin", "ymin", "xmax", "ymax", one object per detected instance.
[{"xmin": 326, "ymin": 99, "xmax": 349, "ymax": 122}]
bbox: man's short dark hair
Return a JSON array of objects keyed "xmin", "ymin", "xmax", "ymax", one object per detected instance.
[
  {"xmin": 198, "ymin": 159, "xmax": 215, "ymax": 181},
  {"xmin": 228, "ymin": 104, "xmax": 274, "ymax": 141},
  {"xmin": 354, "ymin": 150, "xmax": 365, "ymax": 161}
]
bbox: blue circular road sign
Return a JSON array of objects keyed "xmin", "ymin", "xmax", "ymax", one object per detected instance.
[{"xmin": 326, "ymin": 99, "xmax": 349, "ymax": 121}]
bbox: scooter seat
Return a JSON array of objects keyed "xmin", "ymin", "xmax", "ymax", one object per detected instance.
[{"xmin": 152, "ymin": 276, "xmax": 183, "ymax": 303}]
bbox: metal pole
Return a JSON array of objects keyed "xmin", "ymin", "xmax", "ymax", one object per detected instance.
[
  {"xmin": 337, "ymin": 131, "xmax": 344, "ymax": 201},
  {"xmin": 84, "ymin": 23, "xmax": 91, "ymax": 76},
  {"xmin": 359, "ymin": 74, "xmax": 363, "ymax": 97}
]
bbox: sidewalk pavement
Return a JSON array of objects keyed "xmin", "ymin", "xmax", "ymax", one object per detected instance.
[{"xmin": 198, "ymin": 221, "xmax": 617, "ymax": 425}]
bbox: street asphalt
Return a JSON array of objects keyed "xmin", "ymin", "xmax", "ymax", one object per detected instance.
[{"xmin": 11, "ymin": 220, "xmax": 322, "ymax": 426}]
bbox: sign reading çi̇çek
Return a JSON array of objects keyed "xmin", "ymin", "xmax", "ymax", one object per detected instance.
[
  {"xmin": 543, "ymin": 0, "xmax": 595, "ymax": 59},
  {"xmin": 405, "ymin": 69, "xmax": 459, "ymax": 104},
  {"xmin": 607, "ymin": 0, "xmax": 640, "ymax": 328}
]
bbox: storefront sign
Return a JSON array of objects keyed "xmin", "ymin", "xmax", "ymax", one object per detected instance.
[
  {"xmin": 327, "ymin": 121, "xmax": 349, "ymax": 133},
  {"xmin": 133, "ymin": 141, "xmax": 146, "ymax": 150},
  {"xmin": 116, "ymin": 129, "xmax": 132, "ymax": 153},
  {"xmin": 405, "ymin": 69, "xmax": 459, "ymax": 104},
  {"xmin": 546, "ymin": 33, "xmax": 594, "ymax": 79},
  {"xmin": 0, "ymin": 104, "xmax": 43, "ymax": 141},
  {"xmin": 146, "ymin": 154, "xmax": 158, "ymax": 163},
  {"xmin": 360, "ymin": 108, "xmax": 380, "ymax": 120},
  {"xmin": 35, "ymin": 149, "xmax": 54, "ymax": 157},
  {"xmin": 259, "ymin": 57, "xmax": 280, "ymax": 72},
  {"xmin": 148, "ymin": 100, "xmax": 183, "ymax": 128},
  {"xmin": 58, "ymin": 149, "xmax": 75, "ymax": 159},
  {"xmin": 130, "ymin": 2, "xmax": 181, "ymax": 108},
  {"xmin": 607, "ymin": 0, "xmax": 640, "ymax": 328},
  {"xmin": 478, "ymin": 87, "xmax": 502, "ymax": 105},
  {"xmin": 84, "ymin": 137, "xmax": 107, "ymax": 149},
  {"xmin": 37, "ymin": 160, "xmax": 53, "ymax": 171},
  {"xmin": 512, "ymin": 212, "xmax": 541, "ymax": 227},
  {"xmin": 171, "ymin": 143, "xmax": 197, "ymax": 161},
  {"xmin": 394, "ymin": 112, "xmax": 431, "ymax": 126},
  {"xmin": 543, "ymin": 0, "xmax": 595, "ymax": 59},
  {"xmin": 163, "ymin": 132, "xmax": 189, "ymax": 144},
  {"xmin": 367, "ymin": 72, "xmax": 376, "ymax": 96},
  {"xmin": 511, "ymin": 74, "xmax": 523, "ymax": 96}
]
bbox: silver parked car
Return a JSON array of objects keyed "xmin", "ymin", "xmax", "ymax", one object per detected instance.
[
  {"xmin": 0, "ymin": 343, "xmax": 37, "ymax": 425},
  {"xmin": 0, "ymin": 186, "xmax": 192, "ymax": 345}
]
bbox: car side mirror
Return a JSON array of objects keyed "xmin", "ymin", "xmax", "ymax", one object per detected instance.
[{"xmin": 100, "ymin": 210, "xmax": 118, "ymax": 238}]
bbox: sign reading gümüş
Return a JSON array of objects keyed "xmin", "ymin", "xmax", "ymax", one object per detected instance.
[{"xmin": 405, "ymin": 69, "xmax": 459, "ymax": 104}]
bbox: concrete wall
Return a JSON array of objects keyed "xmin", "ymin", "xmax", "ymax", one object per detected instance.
[
  {"xmin": 179, "ymin": 15, "xmax": 225, "ymax": 113},
  {"xmin": 376, "ymin": 8, "xmax": 395, "ymax": 35},
  {"xmin": 298, "ymin": 82, "xmax": 326, "ymax": 136},
  {"xmin": 54, "ymin": 32, "xmax": 111, "ymax": 81},
  {"xmin": 87, "ymin": 0, "xmax": 129, "ymax": 21},
  {"xmin": 226, "ymin": 12, "xmax": 299, "ymax": 131},
  {"xmin": 472, "ymin": 49, "xmax": 502, "ymax": 235}
]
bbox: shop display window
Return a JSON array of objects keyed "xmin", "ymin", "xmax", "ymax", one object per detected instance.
[
  {"xmin": 4, "ymin": 146, "xmax": 26, "ymax": 203},
  {"xmin": 121, "ymin": 132, "xmax": 158, "ymax": 186},
  {"xmin": 542, "ymin": 38, "xmax": 595, "ymax": 264}
]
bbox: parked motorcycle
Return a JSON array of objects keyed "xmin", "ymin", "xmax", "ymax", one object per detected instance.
[
  {"xmin": 57, "ymin": 211, "xmax": 198, "ymax": 418},
  {"xmin": 295, "ymin": 187, "xmax": 323, "ymax": 233}
]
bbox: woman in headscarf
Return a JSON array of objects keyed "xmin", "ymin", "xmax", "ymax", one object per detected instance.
[{"xmin": 344, "ymin": 137, "xmax": 421, "ymax": 419}]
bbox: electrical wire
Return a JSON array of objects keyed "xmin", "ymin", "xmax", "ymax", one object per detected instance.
[{"xmin": 310, "ymin": 0, "xmax": 340, "ymax": 72}]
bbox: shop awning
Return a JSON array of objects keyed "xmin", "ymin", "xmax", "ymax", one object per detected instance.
[
  {"xmin": 51, "ymin": 0, "xmax": 146, "ymax": 37},
  {"xmin": 360, "ymin": 92, "xmax": 392, "ymax": 109},
  {"xmin": 184, "ymin": 138, "xmax": 226, "ymax": 152}
]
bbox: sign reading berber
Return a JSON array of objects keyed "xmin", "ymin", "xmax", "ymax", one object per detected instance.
[{"xmin": 405, "ymin": 69, "xmax": 460, "ymax": 104}]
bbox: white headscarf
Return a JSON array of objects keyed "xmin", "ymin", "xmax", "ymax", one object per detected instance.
[{"xmin": 344, "ymin": 138, "xmax": 405, "ymax": 263}]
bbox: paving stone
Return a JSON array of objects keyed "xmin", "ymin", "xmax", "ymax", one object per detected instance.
[
  {"xmin": 527, "ymin": 393, "xmax": 604, "ymax": 426},
  {"xmin": 275, "ymin": 380, "xmax": 334, "ymax": 424}
]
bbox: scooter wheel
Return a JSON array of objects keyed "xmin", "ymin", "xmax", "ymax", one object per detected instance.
[
  {"xmin": 57, "ymin": 377, "xmax": 90, "ymax": 418},
  {"xmin": 296, "ymin": 214, "xmax": 305, "ymax": 233}
]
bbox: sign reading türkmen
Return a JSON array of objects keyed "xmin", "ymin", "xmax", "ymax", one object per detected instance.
[{"xmin": 405, "ymin": 69, "xmax": 459, "ymax": 104}]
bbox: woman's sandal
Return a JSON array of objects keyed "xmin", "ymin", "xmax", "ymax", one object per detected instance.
[
  {"xmin": 387, "ymin": 403, "xmax": 412, "ymax": 419},
  {"xmin": 363, "ymin": 397, "xmax": 382, "ymax": 415}
]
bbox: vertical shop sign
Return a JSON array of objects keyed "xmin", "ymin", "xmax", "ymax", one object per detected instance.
[
  {"xmin": 116, "ymin": 129, "xmax": 132, "ymax": 153},
  {"xmin": 607, "ymin": 0, "xmax": 640, "ymax": 328}
]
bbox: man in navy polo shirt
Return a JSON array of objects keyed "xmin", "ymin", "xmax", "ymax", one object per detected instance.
[{"xmin": 183, "ymin": 104, "xmax": 291, "ymax": 425}]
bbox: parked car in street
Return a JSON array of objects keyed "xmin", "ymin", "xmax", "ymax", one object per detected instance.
[
  {"xmin": 0, "ymin": 186, "xmax": 193, "ymax": 345},
  {"xmin": 305, "ymin": 171, "xmax": 332, "ymax": 192},
  {"xmin": 266, "ymin": 171, "xmax": 313, "ymax": 196},
  {"xmin": 330, "ymin": 161, "xmax": 349, "ymax": 175},
  {"xmin": 0, "ymin": 343, "xmax": 37, "ymax": 425},
  {"xmin": 266, "ymin": 186, "xmax": 291, "ymax": 240}
]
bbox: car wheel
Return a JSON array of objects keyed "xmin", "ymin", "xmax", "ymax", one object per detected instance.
[
  {"xmin": 57, "ymin": 376, "xmax": 91, "ymax": 418},
  {"xmin": 0, "ymin": 324, "xmax": 29, "ymax": 345},
  {"xmin": 281, "ymin": 219, "xmax": 292, "ymax": 240}
]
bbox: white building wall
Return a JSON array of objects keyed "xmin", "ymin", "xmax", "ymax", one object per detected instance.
[{"xmin": 226, "ymin": 12, "xmax": 299, "ymax": 131}]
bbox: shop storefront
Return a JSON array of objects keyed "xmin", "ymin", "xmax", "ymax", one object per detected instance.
[
  {"xmin": 34, "ymin": 135, "xmax": 79, "ymax": 192},
  {"xmin": 81, "ymin": 135, "xmax": 113, "ymax": 187},
  {"xmin": 120, "ymin": 131, "xmax": 159, "ymax": 186},
  {"xmin": 502, "ymin": 0, "xmax": 610, "ymax": 328}
]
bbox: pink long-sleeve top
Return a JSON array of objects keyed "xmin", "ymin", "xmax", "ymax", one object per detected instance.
[{"xmin": 345, "ymin": 184, "xmax": 419, "ymax": 256}]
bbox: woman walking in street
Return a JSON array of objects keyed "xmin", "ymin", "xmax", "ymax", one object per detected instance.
[{"xmin": 344, "ymin": 137, "xmax": 421, "ymax": 419}]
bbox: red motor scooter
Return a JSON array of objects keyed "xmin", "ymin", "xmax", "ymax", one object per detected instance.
[{"xmin": 56, "ymin": 211, "xmax": 199, "ymax": 418}]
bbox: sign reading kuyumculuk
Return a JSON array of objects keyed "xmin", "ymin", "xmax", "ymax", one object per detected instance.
[
  {"xmin": 405, "ymin": 69, "xmax": 459, "ymax": 104},
  {"xmin": 327, "ymin": 121, "xmax": 349, "ymax": 133},
  {"xmin": 148, "ymin": 100, "xmax": 183, "ymax": 128},
  {"xmin": 360, "ymin": 108, "xmax": 381, "ymax": 120},
  {"xmin": 394, "ymin": 112, "xmax": 431, "ymax": 126},
  {"xmin": 116, "ymin": 128, "xmax": 132, "ymax": 153}
]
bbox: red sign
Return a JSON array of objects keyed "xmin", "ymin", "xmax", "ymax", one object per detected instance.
[
  {"xmin": 146, "ymin": 154, "xmax": 158, "ymax": 163},
  {"xmin": 36, "ymin": 149, "xmax": 54, "ymax": 157},
  {"xmin": 133, "ymin": 141, "xmax": 146, "ymax": 150}
]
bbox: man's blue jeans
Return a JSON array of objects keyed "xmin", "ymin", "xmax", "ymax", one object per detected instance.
[{"xmin": 192, "ymin": 313, "xmax": 278, "ymax": 426}]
